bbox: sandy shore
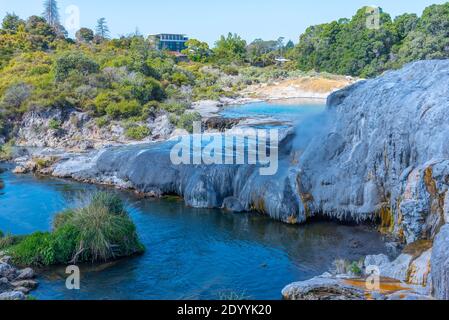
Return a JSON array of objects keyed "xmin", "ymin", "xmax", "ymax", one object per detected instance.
[{"xmin": 242, "ymin": 75, "xmax": 357, "ymax": 100}]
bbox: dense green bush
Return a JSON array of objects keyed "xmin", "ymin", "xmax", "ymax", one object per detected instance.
[
  {"xmin": 55, "ymin": 52, "xmax": 99, "ymax": 82},
  {"xmin": 105, "ymin": 99, "xmax": 141, "ymax": 119},
  {"xmin": 7, "ymin": 192, "xmax": 144, "ymax": 266},
  {"xmin": 125, "ymin": 125, "xmax": 151, "ymax": 140}
]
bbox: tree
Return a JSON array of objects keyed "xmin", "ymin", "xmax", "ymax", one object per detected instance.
[
  {"xmin": 395, "ymin": 3, "xmax": 449, "ymax": 65},
  {"xmin": 285, "ymin": 40, "xmax": 295, "ymax": 50},
  {"xmin": 213, "ymin": 33, "xmax": 247, "ymax": 64},
  {"xmin": 55, "ymin": 52, "xmax": 99, "ymax": 82},
  {"xmin": 1, "ymin": 13, "xmax": 24, "ymax": 33},
  {"xmin": 76, "ymin": 28, "xmax": 94, "ymax": 43},
  {"xmin": 246, "ymin": 39, "xmax": 278, "ymax": 66},
  {"xmin": 181, "ymin": 39, "xmax": 210, "ymax": 62},
  {"xmin": 393, "ymin": 13, "xmax": 419, "ymax": 39},
  {"xmin": 25, "ymin": 15, "xmax": 57, "ymax": 48},
  {"xmin": 42, "ymin": 0, "xmax": 60, "ymax": 28},
  {"xmin": 95, "ymin": 17, "xmax": 110, "ymax": 39}
]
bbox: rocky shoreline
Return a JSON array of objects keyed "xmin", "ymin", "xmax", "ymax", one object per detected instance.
[{"xmin": 0, "ymin": 253, "xmax": 37, "ymax": 300}]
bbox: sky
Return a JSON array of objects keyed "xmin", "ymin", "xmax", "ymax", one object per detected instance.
[{"xmin": 0, "ymin": 0, "xmax": 447, "ymax": 45}]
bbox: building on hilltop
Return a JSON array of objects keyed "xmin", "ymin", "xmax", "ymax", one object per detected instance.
[{"xmin": 149, "ymin": 34, "xmax": 189, "ymax": 52}]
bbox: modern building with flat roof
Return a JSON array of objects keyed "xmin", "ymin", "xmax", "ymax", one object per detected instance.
[{"xmin": 149, "ymin": 34, "xmax": 188, "ymax": 52}]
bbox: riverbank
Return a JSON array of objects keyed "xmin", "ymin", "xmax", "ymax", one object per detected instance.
[{"xmin": 0, "ymin": 253, "xmax": 37, "ymax": 300}]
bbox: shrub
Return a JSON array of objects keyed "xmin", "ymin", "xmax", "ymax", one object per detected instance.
[
  {"xmin": 1, "ymin": 82, "xmax": 32, "ymax": 110},
  {"xmin": 171, "ymin": 72, "xmax": 191, "ymax": 86},
  {"xmin": 95, "ymin": 116, "xmax": 109, "ymax": 128},
  {"xmin": 91, "ymin": 192, "xmax": 125, "ymax": 215},
  {"xmin": 161, "ymin": 102, "xmax": 188, "ymax": 115},
  {"xmin": 125, "ymin": 125, "xmax": 151, "ymax": 140},
  {"xmin": 8, "ymin": 193, "xmax": 144, "ymax": 266},
  {"xmin": 55, "ymin": 52, "xmax": 99, "ymax": 82},
  {"xmin": 94, "ymin": 91, "xmax": 121, "ymax": 115},
  {"xmin": 105, "ymin": 99, "xmax": 141, "ymax": 119},
  {"xmin": 48, "ymin": 118, "xmax": 61, "ymax": 130}
]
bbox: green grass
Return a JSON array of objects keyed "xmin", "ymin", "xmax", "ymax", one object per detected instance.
[{"xmin": 7, "ymin": 192, "xmax": 145, "ymax": 267}]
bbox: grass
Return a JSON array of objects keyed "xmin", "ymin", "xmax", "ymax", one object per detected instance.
[{"xmin": 6, "ymin": 192, "xmax": 145, "ymax": 267}]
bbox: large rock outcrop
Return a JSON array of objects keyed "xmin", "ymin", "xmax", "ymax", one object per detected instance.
[{"xmin": 298, "ymin": 60, "xmax": 449, "ymax": 243}]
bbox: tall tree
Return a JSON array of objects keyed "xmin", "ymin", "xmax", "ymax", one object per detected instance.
[
  {"xmin": 95, "ymin": 17, "xmax": 110, "ymax": 39},
  {"xmin": 213, "ymin": 33, "xmax": 247, "ymax": 64},
  {"xmin": 42, "ymin": 0, "xmax": 60, "ymax": 27}
]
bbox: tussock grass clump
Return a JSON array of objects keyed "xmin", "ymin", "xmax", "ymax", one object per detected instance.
[{"xmin": 8, "ymin": 192, "xmax": 145, "ymax": 267}]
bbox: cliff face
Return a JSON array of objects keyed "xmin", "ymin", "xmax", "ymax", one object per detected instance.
[{"xmin": 298, "ymin": 60, "xmax": 449, "ymax": 244}]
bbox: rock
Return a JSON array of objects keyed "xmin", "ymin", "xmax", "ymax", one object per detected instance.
[
  {"xmin": 15, "ymin": 268, "xmax": 35, "ymax": 280},
  {"xmin": 0, "ymin": 256, "xmax": 12, "ymax": 264},
  {"xmin": 0, "ymin": 291, "xmax": 26, "ymax": 300},
  {"xmin": 11, "ymin": 280, "xmax": 38, "ymax": 289},
  {"xmin": 151, "ymin": 115, "xmax": 174, "ymax": 140},
  {"xmin": 169, "ymin": 128, "xmax": 190, "ymax": 138},
  {"xmin": 381, "ymin": 254, "xmax": 414, "ymax": 282},
  {"xmin": 14, "ymin": 287, "xmax": 31, "ymax": 294},
  {"xmin": 222, "ymin": 197, "xmax": 245, "ymax": 213},
  {"xmin": 191, "ymin": 100, "xmax": 221, "ymax": 119},
  {"xmin": 431, "ymin": 224, "xmax": 449, "ymax": 300},
  {"xmin": 0, "ymin": 263, "xmax": 17, "ymax": 280},
  {"xmin": 407, "ymin": 249, "xmax": 432, "ymax": 286},
  {"xmin": 0, "ymin": 277, "xmax": 12, "ymax": 292},
  {"xmin": 12, "ymin": 165, "xmax": 27, "ymax": 174},
  {"xmin": 364, "ymin": 253, "xmax": 415, "ymax": 282},
  {"xmin": 364, "ymin": 254, "xmax": 390, "ymax": 270},
  {"xmin": 444, "ymin": 192, "xmax": 449, "ymax": 224},
  {"xmin": 282, "ymin": 277, "xmax": 366, "ymax": 300},
  {"xmin": 205, "ymin": 117, "xmax": 241, "ymax": 132},
  {"xmin": 299, "ymin": 60, "xmax": 449, "ymax": 242},
  {"xmin": 386, "ymin": 292, "xmax": 433, "ymax": 300}
]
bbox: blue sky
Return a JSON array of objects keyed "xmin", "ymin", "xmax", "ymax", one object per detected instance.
[{"xmin": 0, "ymin": 0, "xmax": 447, "ymax": 45}]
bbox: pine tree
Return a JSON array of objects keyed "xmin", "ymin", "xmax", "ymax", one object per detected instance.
[
  {"xmin": 42, "ymin": 0, "xmax": 60, "ymax": 27},
  {"xmin": 95, "ymin": 18, "xmax": 110, "ymax": 39}
]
